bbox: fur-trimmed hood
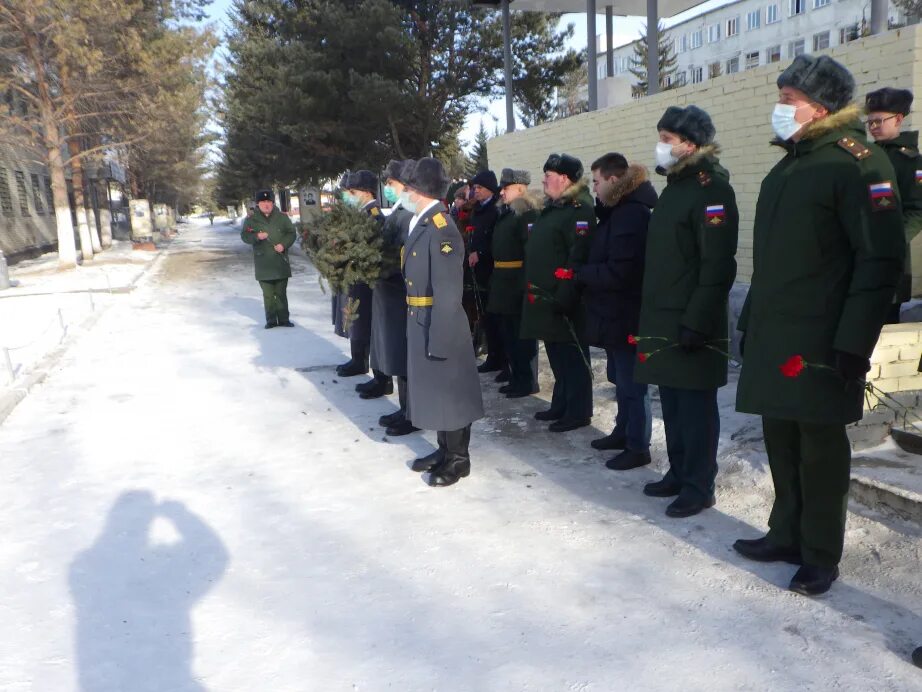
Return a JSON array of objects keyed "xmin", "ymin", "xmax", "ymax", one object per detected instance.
[
  {"xmin": 506, "ymin": 191, "xmax": 542, "ymax": 215},
  {"xmin": 548, "ymin": 179, "xmax": 591, "ymax": 207},
  {"xmin": 661, "ymin": 143, "xmax": 721, "ymax": 177},
  {"xmin": 772, "ymin": 103, "xmax": 863, "ymax": 147},
  {"xmin": 600, "ymin": 164, "xmax": 654, "ymax": 207}
]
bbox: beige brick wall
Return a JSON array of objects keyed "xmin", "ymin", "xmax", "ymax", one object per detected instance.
[
  {"xmin": 868, "ymin": 323, "xmax": 922, "ymax": 402},
  {"xmin": 487, "ymin": 26, "xmax": 922, "ymax": 286}
]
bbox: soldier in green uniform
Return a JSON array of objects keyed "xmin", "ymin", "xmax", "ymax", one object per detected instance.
[
  {"xmin": 865, "ymin": 87, "xmax": 922, "ymax": 323},
  {"xmin": 487, "ymin": 168, "xmax": 540, "ymax": 398},
  {"xmin": 733, "ymin": 55, "xmax": 905, "ymax": 596},
  {"xmin": 240, "ymin": 189, "xmax": 297, "ymax": 329},
  {"xmin": 633, "ymin": 105, "xmax": 739, "ymax": 519},
  {"xmin": 521, "ymin": 153, "xmax": 595, "ymax": 432}
]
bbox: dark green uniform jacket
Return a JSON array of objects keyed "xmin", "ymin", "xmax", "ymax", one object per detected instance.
[
  {"xmin": 736, "ymin": 106, "xmax": 905, "ymax": 424},
  {"xmin": 240, "ymin": 208, "xmax": 296, "ymax": 281},
  {"xmin": 876, "ymin": 130, "xmax": 922, "ymax": 302},
  {"xmin": 634, "ymin": 145, "xmax": 739, "ymax": 390},
  {"xmin": 520, "ymin": 181, "xmax": 595, "ymax": 343},
  {"xmin": 487, "ymin": 194, "xmax": 540, "ymax": 315}
]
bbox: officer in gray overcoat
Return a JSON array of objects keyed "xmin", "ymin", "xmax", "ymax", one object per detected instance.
[{"xmin": 401, "ymin": 158, "xmax": 484, "ymax": 487}]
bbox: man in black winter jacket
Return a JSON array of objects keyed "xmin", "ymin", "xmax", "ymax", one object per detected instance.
[{"xmin": 578, "ymin": 153, "xmax": 658, "ymax": 470}]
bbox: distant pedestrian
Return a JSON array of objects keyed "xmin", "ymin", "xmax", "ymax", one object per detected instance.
[
  {"xmin": 240, "ymin": 189, "xmax": 296, "ymax": 329},
  {"xmin": 207, "ymin": 211, "xmax": 215, "ymax": 225}
]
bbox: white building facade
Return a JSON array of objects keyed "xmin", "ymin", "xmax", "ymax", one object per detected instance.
[{"xmin": 598, "ymin": 0, "xmax": 908, "ymax": 94}]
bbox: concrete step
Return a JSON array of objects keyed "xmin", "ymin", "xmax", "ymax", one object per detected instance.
[{"xmin": 851, "ymin": 446, "xmax": 922, "ymax": 523}]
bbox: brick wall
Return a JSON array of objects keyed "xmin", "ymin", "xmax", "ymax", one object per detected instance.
[{"xmin": 487, "ymin": 25, "xmax": 922, "ymax": 287}]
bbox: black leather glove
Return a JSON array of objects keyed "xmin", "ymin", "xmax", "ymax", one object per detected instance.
[
  {"xmin": 678, "ymin": 326, "xmax": 707, "ymax": 353},
  {"xmin": 739, "ymin": 332, "xmax": 746, "ymax": 357},
  {"xmin": 834, "ymin": 350, "xmax": 871, "ymax": 381}
]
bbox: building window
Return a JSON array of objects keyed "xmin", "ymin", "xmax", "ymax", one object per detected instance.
[
  {"xmin": 708, "ymin": 24, "xmax": 721, "ymax": 43},
  {"xmin": 676, "ymin": 71, "xmax": 687, "ymax": 86},
  {"xmin": 708, "ymin": 61, "xmax": 722, "ymax": 78},
  {"xmin": 747, "ymin": 10, "xmax": 761, "ymax": 30},
  {"xmin": 30, "ymin": 174, "xmax": 44, "ymax": 214},
  {"xmin": 691, "ymin": 66, "xmax": 704, "ymax": 83},
  {"xmin": 44, "ymin": 176, "xmax": 54, "ymax": 213},
  {"xmin": 745, "ymin": 51, "xmax": 760, "ymax": 69},
  {"xmin": 768, "ymin": 44, "xmax": 782, "ymax": 62},
  {"xmin": 839, "ymin": 24, "xmax": 860, "ymax": 44},
  {"xmin": 726, "ymin": 17, "xmax": 739, "ymax": 36},
  {"xmin": 790, "ymin": 0, "xmax": 805, "ymax": 16},
  {"xmin": 691, "ymin": 30, "xmax": 703, "ymax": 48},
  {"xmin": 788, "ymin": 38, "xmax": 805, "ymax": 56},
  {"xmin": 598, "ymin": 62, "xmax": 606, "ymax": 79},
  {"xmin": 680, "ymin": 34, "xmax": 689, "ymax": 52},
  {"xmin": 814, "ymin": 0, "xmax": 830, "ymax": 7},
  {"xmin": 14, "ymin": 170, "xmax": 29, "ymax": 216},
  {"xmin": 766, "ymin": 4, "xmax": 780, "ymax": 23},
  {"xmin": 813, "ymin": 30, "xmax": 830, "ymax": 50},
  {"xmin": 0, "ymin": 169, "xmax": 12, "ymax": 215},
  {"xmin": 727, "ymin": 56, "xmax": 740, "ymax": 73}
]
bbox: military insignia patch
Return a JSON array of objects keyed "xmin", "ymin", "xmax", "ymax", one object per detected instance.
[
  {"xmin": 705, "ymin": 204, "xmax": 726, "ymax": 226},
  {"xmin": 440, "ymin": 241, "xmax": 453, "ymax": 255},
  {"xmin": 433, "ymin": 213, "xmax": 447, "ymax": 229},
  {"xmin": 575, "ymin": 221, "xmax": 589, "ymax": 236},
  {"xmin": 916, "ymin": 170, "xmax": 922, "ymax": 184},
  {"xmin": 370, "ymin": 206, "xmax": 380, "ymax": 216},
  {"xmin": 697, "ymin": 171, "xmax": 712, "ymax": 187},
  {"xmin": 869, "ymin": 181, "xmax": 896, "ymax": 211}
]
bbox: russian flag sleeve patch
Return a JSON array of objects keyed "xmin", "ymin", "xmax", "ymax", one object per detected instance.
[
  {"xmin": 705, "ymin": 204, "xmax": 726, "ymax": 226},
  {"xmin": 869, "ymin": 181, "xmax": 895, "ymax": 211}
]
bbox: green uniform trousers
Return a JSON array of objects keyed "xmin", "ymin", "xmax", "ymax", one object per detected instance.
[
  {"xmin": 259, "ymin": 278, "xmax": 289, "ymax": 324},
  {"xmin": 763, "ymin": 417, "xmax": 851, "ymax": 568}
]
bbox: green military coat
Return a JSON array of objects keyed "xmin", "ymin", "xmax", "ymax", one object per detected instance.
[
  {"xmin": 634, "ymin": 145, "xmax": 739, "ymax": 390},
  {"xmin": 876, "ymin": 130, "xmax": 922, "ymax": 302},
  {"xmin": 736, "ymin": 107, "xmax": 905, "ymax": 424},
  {"xmin": 520, "ymin": 182, "xmax": 595, "ymax": 343},
  {"xmin": 487, "ymin": 194, "xmax": 540, "ymax": 315},
  {"xmin": 240, "ymin": 208, "xmax": 297, "ymax": 281}
]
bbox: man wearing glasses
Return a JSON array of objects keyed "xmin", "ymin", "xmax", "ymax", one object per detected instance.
[{"xmin": 865, "ymin": 88, "xmax": 922, "ymax": 323}]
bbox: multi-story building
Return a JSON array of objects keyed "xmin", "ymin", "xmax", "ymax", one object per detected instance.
[{"xmin": 596, "ymin": 0, "xmax": 908, "ymax": 97}]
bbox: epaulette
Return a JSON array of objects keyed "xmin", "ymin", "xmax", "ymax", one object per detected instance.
[
  {"xmin": 897, "ymin": 146, "xmax": 919, "ymax": 158},
  {"xmin": 697, "ymin": 171, "xmax": 712, "ymax": 187},
  {"xmin": 370, "ymin": 206, "xmax": 380, "ymax": 216},
  {"xmin": 432, "ymin": 212, "xmax": 448, "ymax": 229},
  {"xmin": 837, "ymin": 136, "xmax": 871, "ymax": 160}
]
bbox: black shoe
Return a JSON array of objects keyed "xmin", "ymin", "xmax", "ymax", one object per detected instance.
[
  {"xmin": 506, "ymin": 388, "xmax": 538, "ymax": 399},
  {"xmin": 732, "ymin": 537, "xmax": 802, "ymax": 565},
  {"xmin": 477, "ymin": 361, "xmax": 502, "ymax": 373},
  {"xmin": 534, "ymin": 409, "xmax": 564, "ymax": 422},
  {"xmin": 278, "ymin": 320, "xmax": 295, "ymax": 327},
  {"xmin": 788, "ymin": 564, "xmax": 839, "ymax": 596},
  {"xmin": 605, "ymin": 449, "xmax": 651, "ymax": 471},
  {"xmin": 410, "ymin": 449, "xmax": 444, "ymax": 472},
  {"xmin": 494, "ymin": 370, "xmax": 510, "ymax": 383},
  {"xmin": 911, "ymin": 646, "xmax": 922, "ymax": 668},
  {"xmin": 643, "ymin": 477, "xmax": 682, "ymax": 497},
  {"xmin": 548, "ymin": 418, "xmax": 591, "ymax": 433},
  {"xmin": 359, "ymin": 379, "xmax": 394, "ymax": 399},
  {"xmin": 426, "ymin": 458, "xmax": 471, "ymax": 487},
  {"xmin": 264, "ymin": 322, "xmax": 277, "ymax": 329},
  {"xmin": 379, "ymin": 411, "xmax": 404, "ymax": 427},
  {"xmin": 355, "ymin": 379, "xmax": 375, "ymax": 393},
  {"xmin": 591, "ymin": 431, "xmax": 627, "ymax": 451},
  {"xmin": 499, "ymin": 384, "xmax": 514, "ymax": 394},
  {"xmin": 386, "ymin": 420, "xmax": 420, "ymax": 436},
  {"xmin": 337, "ymin": 361, "xmax": 368, "ymax": 377},
  {"xmin": 665, "ymin": 494, "xmax": 716, "ymax": 518}
]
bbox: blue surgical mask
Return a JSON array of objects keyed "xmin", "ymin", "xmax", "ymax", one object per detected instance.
[
  {"xmin": 383, "ymin": 186, "xmax": 399, "ymax": 204},
  {"xmin": 771, "ymin": 104, "xmax": 804, "ymax": 141},
  {"xmin": 342, "ymin": 192, "xmax": 362, "ymax": 208}
]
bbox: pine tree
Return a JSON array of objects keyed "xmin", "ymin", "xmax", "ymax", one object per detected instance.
[
  {"xmin": 466, "ymin": 123, "xmax": 490, "ymax": 178},
  {"xmin": 628, "ymin": 22, "xmax": 679, "ymax": 96}
]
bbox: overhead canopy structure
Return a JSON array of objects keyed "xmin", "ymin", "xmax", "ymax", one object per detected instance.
[{"xmin": 475, "ymin": 0, "xmax": 708, "ymax": 132}]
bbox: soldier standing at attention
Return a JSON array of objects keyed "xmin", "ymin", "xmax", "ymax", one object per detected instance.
[
  {"xmin": 401, "ymin": 158, "xmax": 484, "ymax": 488},
  {"xmin": 634, "ymin": 106, "xmax": 739, "ymax": 518},
  {"xmin": 241, "ymin": 189, "xmax": 297, "ymax": 329},
  {"xmin": 487, "ymin": 168, "xmax": 541, "ymax": 399},
  {"xmin": 521, "ymin": 153, "xmax": 595, "ymax": 433},
  {"xmin": 734, "ymin": 55, "xmax": 904, "ymax": 596},
  {"xmin": 865, "ymin": 87, "xmax": 922, "ymax": 323}
]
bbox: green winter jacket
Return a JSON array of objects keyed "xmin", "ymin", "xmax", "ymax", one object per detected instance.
[
  {"xmin": 736, "ymin": 105, "xmax": 905, "ymax": 424},
  {"xmin": 487, "ymin": 194, "xmax": 540, "ymax": 315},
  {"xmin": 876, "ymin": 130, "xmax": 922, "ymax": 302},
  {"xmin": 634, "ymin": 144, "xmax": 739, "ymax": 390},
  {"xmin": 241, "ymin": 208, "xmax": 297, "ymax": 281},
  {"xmin": 520, "ymin": 181, "xmax": 595, "ymax": 343}
]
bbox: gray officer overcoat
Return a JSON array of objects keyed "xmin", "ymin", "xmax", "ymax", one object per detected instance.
[
  {"xmin": 403, "ymin": 202, "xmax": 484, "ymax": 431},
  {"xmin": 370, "ymin": 203, "xmax": 413, "ymax": 376}
]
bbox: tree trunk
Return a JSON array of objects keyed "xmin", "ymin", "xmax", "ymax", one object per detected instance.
[{"xmin": 67, "ymin": 138, "xmax": 97, "ymax": 260}]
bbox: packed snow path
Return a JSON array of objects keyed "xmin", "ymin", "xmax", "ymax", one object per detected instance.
[{"xmin": 1, "ymin": 219, "xmax": 920, "ymax": 692}]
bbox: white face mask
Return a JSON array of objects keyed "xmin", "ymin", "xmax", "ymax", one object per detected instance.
[
  {"xmin": 655, "ymin": 142, "xmax": 679, "ymax": 168},
  {"xmin": 400, "ymin": 191, "xmax": 417, "ymax": 214},
  {"xmin": 772, "ymin": 103, "xmax": 804, "ymax": 141}
]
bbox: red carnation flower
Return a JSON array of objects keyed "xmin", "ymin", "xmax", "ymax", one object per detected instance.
[
  {"xmin": 780, "ymin": 355, "xmax": 805, "ymax": 378},
  {"xmin": 527, "ymin": 293, "xmax": 536, "ymax": 304},
  {"xmin": 627, "ymin": 334, "xmax": 638, "ymax": 345},
  {"xmin": 464, "ymin": 225, "xmax": 475, "ymax": 234},
  {"xmin": 554, "ymin": 267, "xmax": 574, "ymax": 280},
  {"xmin": 637, "ymin": 353, "xmax": 648, "ymax": 363}
]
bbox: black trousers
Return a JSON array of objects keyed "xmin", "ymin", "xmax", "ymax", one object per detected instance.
[
  {"xmin": 258, "ymin": 279, "xmax": 289, "ymax": 323},
  {"xmin": 658, "ymin": 385, "xmax": 719, "ymax": 502},
  {"xmin": 482, "ymin": 309, "xmax": 507, "ymax": 370},
  {"xmin": 498, "ymin": 312, "xmax": 537, "ymax": 393},
  {"xmin": 397, "ymin": 376, "xmax": 408, "ymax": 416},
  {"xmin": 544, "ymin": 340, "xmax": 592, "ymax": 421}
]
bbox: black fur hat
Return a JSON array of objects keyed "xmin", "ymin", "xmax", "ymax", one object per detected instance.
[
  {"xmin": 396, "ymin": 159, "xmax": 415, "ymax": 185},
  {"xmin": 656, "ymin": 105, "xmax": 715, "ymax": 146},
  {"xmin": 866, "ymin": 87, "xmax": 913, "ymax": 116},
  {"xmin": 777, "ymin": 54, "xmax": 854, "ymax": 113},
  {"xmin": 255, "ymin": 189, "xmax": 273, "ymax": 203},
  {"xmin": 405, "ymin": 157, "xmax": 451, "ymax": 199},
  {"xmin": 499, "ymin": 168, "xmax": 531, "ymax": 188},
  {"xmin": 338, "ymin": 173, "xmax": 351, "ymax": 190},
  {"xmin": 346, "ymin": 169, "xmax": 378, "ymax": 193},
  {"xmin": 543, "ymin": 153, "xmax": 583, "ymax": 182}
]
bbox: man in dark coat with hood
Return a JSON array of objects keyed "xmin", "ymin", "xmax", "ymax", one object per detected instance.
[
  {"xmin": 579, "ymin": 153, "xmax": 657, "ymax": 471},
  {"xmin": 865, "ymin": 87, "xmax": 922, "ymax": 323},
  {"xmin": 734, "ymin": 55, "xmax": 904, "ymax": 596},
  {"xmin": 401, "ymin": 158, "xmax": 484, "ymax": 487}
]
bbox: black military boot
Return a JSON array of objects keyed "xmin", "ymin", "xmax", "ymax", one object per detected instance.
[
  {"xmin": 591, "ymin": 429, "xmax": 627, "ymax": 450},
  {"xmin": 379, "ymin": 410, "xmax": 404, "ymax": 427},
  {"xmin": 264, "ymin": 320, "xmax": 277, "ymax": 329},
  {"xmin": 643, "ymin": 475, "xmax": 681, "ymax": 497},
  {"xmin": 732, "ymin": 537, "xmax": 802, "ymax": 565},
  {"xmin": 427, "ymin": 426, "xmax": 471, "ymax": 487},
  {"xmin": 534, "ymin": 408, "xmax": 564, "ymax": 422},
  {"xmin": 911, "ymin": 646, "xmax": 922, "ymax": 668},
  {"xmin": 788, "ymin": 564, "xmax": 839, "ymax": 596},
  {"xmin": 337, "ymin": 342, "xmax": 369, "ymax": 377},
  {"xmin": 411, "ymin": 433, "xmax": 446, "ymax": 472},
  {"xmin": 386, "ymin": 419, "xmax": 420, "ymax": 436},
  {"xmin": 359, "ymin": 372, "xmax": 394, "ymax": 399},
  {"xmin": 665, "ymin": 493, "xmax": 715, "ymax": 518},
  {"xmin": 548, "ymin": 418, "xmax": 591, "ymax": 433},
  {"xmin": 604, "ymin": 449, "xmax": 651, "ymax": 471}
]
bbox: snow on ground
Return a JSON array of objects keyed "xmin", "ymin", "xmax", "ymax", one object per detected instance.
[{"xmin": 0, "ymin": 218, "xmax": 920, "ymax": 692}]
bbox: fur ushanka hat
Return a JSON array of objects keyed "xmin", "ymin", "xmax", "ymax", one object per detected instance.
[
  {"xmin": 777, "ymin": 54, "xmax": 855, "ymax": 113},
  {"xmin": 347, "ymin": 170, "xmax": 378, "ymax": 193},
  {"xmin": 866, "ymin": 87, "xmax": 913, "ymax": 116},
  {"xmin": 656, "ymin": 105, "xmax": 716, "ymax": 146},
  {"xmin": 405, "ymin": 157, "xmax": 451, "ymax": 199}
]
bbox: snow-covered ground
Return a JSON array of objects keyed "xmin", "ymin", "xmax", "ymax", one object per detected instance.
[{"xmin": 0, "ymin": 218, "xmax": 920, "ymax": 691}]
